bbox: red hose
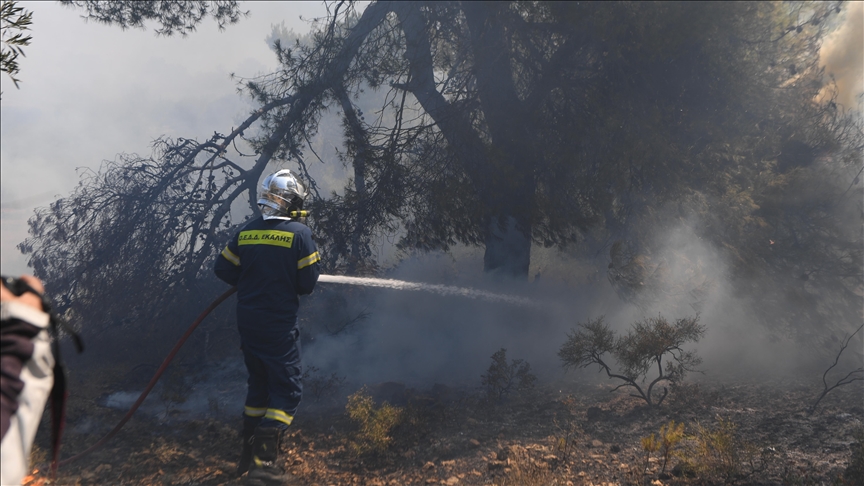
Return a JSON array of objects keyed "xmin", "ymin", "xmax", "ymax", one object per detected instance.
[{"xmin": 57, "ymin": 287, "xmax": 237, "ymax": 469}]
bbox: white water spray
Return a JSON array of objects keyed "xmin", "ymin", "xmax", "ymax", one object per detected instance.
[{"xmin": 318, "ymin": 274, "xmax": 537, "ymax": 307}]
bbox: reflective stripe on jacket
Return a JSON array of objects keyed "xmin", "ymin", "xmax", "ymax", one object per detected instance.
[{"xmin": 214, "ymin": 217, "xmax": 320, "ymax": 329}]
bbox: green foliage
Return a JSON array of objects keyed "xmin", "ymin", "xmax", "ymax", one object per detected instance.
[
  {"xmin": 0, "ymin": 0, "xmax": 32, "ymax": 89},
  {"xmin": 559, "ymin": 315, "xmax": 704, "ymax": 406},
  {"xmin": 345, "ymin": 386, "xmax": 404, "ymax": 457},
  {"xmin": 642, "ymin": 421, "xmax": 686, "ymax": 475},
  {"xmin": 59, "ymin": 0, "xmax": 247, "ymax": 37},
  {"xmin": 679, "ymin": 416, "xmax": 766, "ymax": 483},
  {"xmin": 658, "ymin": 420, "xmax": 685, "ymax": 473},
  {"xmin": 641, "ymin": 432, "xmax": 660, "ymax": 474},
  {"xmin": 481, "ymin": 348, "xmax": 537, "ymax": 402}
]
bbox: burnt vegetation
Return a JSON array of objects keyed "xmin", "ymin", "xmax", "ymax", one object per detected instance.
[
  {"xmin": 559, "ymin": 315, "xmax": 705, "ymax": 407},
  {"xmin": 808, "ymin": 323, "xmax": 864, "ymax": 416},
  {"xmin": 480, "ymin": 348, "xmax": 537, "ymax": 403},
  {"xmin": 10, "ymin": 1, "xmax": 864, "ymax": 485}
]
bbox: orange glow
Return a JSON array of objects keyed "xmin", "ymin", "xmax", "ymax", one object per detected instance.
[{"xmin": 22, "ymin": 470, "xmax": 46, "ymax": 486}]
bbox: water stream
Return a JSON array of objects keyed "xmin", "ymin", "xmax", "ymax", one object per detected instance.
[{"xmin": 317, "ymin": 274, "xmax": 537, "ymax": 307}]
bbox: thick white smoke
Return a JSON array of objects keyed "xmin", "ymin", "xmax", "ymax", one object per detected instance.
[{"xmin": 819, "ymin": 2, "xmax": 864, "ymax": 111}]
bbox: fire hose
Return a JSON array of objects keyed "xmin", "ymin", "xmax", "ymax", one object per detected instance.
[
  {"xmin": 55, "ymin": 274, "xmax": 530, "ymax": 471},
  {"xmin": 57, "ymin": 287, "xmax": 237, "ymax": 469}
]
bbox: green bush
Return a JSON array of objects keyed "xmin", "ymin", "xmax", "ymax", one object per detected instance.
[
  {"xmin": 642, "ymin": 420, "xmax": 685, "ymax": 474},
  {"xmin": 345, "ymin": 386, "xmax": 404, "ymax": 456},
  {"xmin": 678, "ymin": 416, "xmax": 766, "ymax": 483}
]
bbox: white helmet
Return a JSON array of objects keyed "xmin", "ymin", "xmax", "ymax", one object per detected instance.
[{"xmin": 257, "ymin": 169, "xmax": 307, "ymax": 220}]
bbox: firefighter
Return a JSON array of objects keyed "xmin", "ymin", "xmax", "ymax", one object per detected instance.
[{"xmin": 215, "ymin": 169, "xmax": 320, "ymax": 485}]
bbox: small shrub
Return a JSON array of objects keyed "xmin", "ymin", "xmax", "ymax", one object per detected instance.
[
  {"xmin": 641, "ymin": 432, "xmax": 660, "ymax": 474},
  {"xmin": 641, "ymin": 420, "xmax": 686, "ymax": 475},
  {"xmin": 346, "ymin": 386, "xmax": 404, "ymax": 456},
  {"xmin": 559, "ymin": 315, "xmax": 704, "ymax": 406},
  {"xmin": 481, "ymin": 348, "xmax": 537, "ymax": 402},
  {"xmin": 659, "ymin": 420, "xmax": 685, "ymax": 473},
  {"xmin": 551, "ymin": 396, "xmax": 581, "ymax": 464},
  {"xmin": 678, "ymin": 416, "xmax": 765, "ymax": 483}
]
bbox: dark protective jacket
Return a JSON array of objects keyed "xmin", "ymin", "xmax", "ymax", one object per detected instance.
[{"xmin": 214, "ymin": 216, "xmax": 320, "ymax": 333}]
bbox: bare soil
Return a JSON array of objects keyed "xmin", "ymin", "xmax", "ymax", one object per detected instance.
[{"xmin": 24, "ymin": 372, "xmax": 863, "ymax": 486}]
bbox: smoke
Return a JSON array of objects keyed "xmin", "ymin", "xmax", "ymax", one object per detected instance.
[
  {"xmin": 304, "ymin": 252, "xmax": 586, "ymax": 387},
  {"xmin": 819, "ymin": 2, "xmax": 864, "ymax": 111},
  {"xmin": 300, "ymin": 246, "xmax": 626, "ymax": 388},
  {"xmin": 300, "ymin": 209, "xmax": 858, "ymax": 393},
  {"xmin": 99, "ymin": 359, "xmax": 248, "ymax": 422},
  {"xmin": 95, "ymin": 217, "xmax": 857, "ymax": 421}
]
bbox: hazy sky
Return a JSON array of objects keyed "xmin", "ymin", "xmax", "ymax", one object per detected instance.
[{"xmin": 0, "ymin": 1, "xmax": 332, "ymax": 275}]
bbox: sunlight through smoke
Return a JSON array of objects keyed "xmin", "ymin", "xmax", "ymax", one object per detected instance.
[{"xmin": 818, "ymin": 2, "xmax": 864, "ymax": 110}]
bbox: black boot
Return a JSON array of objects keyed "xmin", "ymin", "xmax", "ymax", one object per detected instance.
[
  {"xmin": 237, "ymin": 421, "xmax": 257, "ymax": 476},
  {"xmin": 245, "ymin": 426, "xmax": 291, "ymax": 486}
]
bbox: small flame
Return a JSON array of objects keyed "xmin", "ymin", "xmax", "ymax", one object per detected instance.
[{"xmin": 23, "ymin": 469, "xmax": 45, "ymax": 486}]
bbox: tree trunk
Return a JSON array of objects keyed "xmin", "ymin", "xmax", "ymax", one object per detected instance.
[
  {"xmin": 394, "ymin": 2, "xmax": 535, "ymax": 279},
  {"xmin": 484, "ymin": 216, "xmax": 531, "ymax": 278},
  {"xmin": 462, "ymin": 2, "xmax": 534, "ymax": 279},
  {"xmin": 336, "ymin": 87, "xmax": 370, "ymax": 274}
]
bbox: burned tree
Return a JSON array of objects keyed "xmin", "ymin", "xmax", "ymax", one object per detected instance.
[
  {"xmin": 559, "ymin": 315, "xmax": 705, "ymax": 406},
  {"xmin": 808, "ymin": 324, "xmax": 864, "ymax": 416}
]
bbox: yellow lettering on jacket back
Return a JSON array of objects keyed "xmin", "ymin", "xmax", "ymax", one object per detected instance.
[{"xmin": 238, "ymin": 230, "xmax": 294, "ymax": 249}]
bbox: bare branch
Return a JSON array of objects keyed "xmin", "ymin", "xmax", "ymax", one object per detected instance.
[{"xmin": 808, "ymin": 324, "xmax": 864, "ymax": 415}]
